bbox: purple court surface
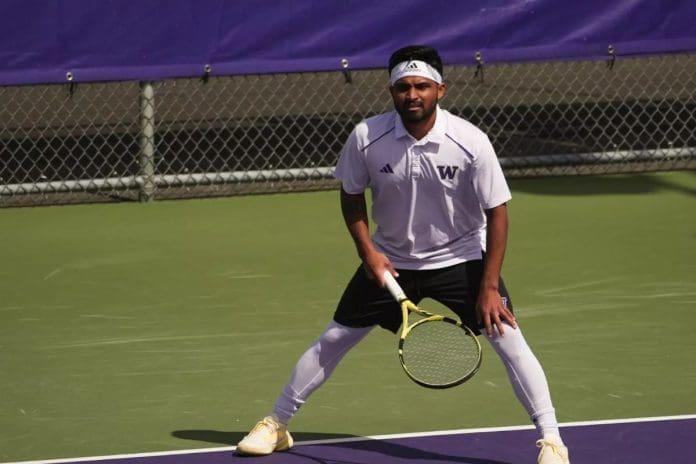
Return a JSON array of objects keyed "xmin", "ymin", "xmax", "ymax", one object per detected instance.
[{"xmin": 9, "ymin": 415, "xmax": 695, "ymax": 464}]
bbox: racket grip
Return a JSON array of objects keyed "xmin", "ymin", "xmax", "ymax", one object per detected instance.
[{"xmin": 383, "ymin": 270, "xmax": 407, "ymax": 302}]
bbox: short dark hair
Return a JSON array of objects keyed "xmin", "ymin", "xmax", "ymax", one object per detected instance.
[{"xmin": 388, "ymin": 45, "xmax": 444, "ymax": 77}]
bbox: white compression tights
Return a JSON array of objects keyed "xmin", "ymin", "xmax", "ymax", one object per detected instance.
[
  {"xmin": 272, "ymin": 321, "xmax": 559, "ymax": 437},
  {"xmin": 483, "ymin": 325, "xmax": 560, "ymax": 437},
  {"xmin": 273, "ymin": 321, "xmax": 373, "ymax": 424}
]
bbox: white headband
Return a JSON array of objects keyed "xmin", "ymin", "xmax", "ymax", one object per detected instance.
[{"xmin": 389, "ymin": 60, "xmax": 443, "ymax": 86}]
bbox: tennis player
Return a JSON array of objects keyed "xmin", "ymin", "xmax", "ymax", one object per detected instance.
[{"xmin": 237, "ymin": 45, "xmax": 570, "ymax": 464}]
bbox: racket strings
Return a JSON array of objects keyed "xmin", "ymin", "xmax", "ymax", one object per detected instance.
[{"xmin": 401, "ymin": 320, "xmax": 479, "ymax": 386}]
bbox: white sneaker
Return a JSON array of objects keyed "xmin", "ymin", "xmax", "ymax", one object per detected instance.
[
  {"xmin": 537, "ymin": 434, "xmax": 570, "ymax": 464},
  {"xmin": 236, "ymin": 415, "xmax": 294, "ymax": 456}
]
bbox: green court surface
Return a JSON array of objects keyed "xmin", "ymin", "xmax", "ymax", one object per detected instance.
[{"xmin": 1, "ymin": 171, "xmax": 695, "ymax": 462}]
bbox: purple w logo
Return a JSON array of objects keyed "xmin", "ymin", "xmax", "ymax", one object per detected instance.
[{"xmin": 436, "ymin": 165, "xmax": 459, "ymax": 180}]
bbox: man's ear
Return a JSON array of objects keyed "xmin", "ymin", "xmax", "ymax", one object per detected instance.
[{"xmin": 437, "ymin": 82, "xmax": 447, "ymax": 100}]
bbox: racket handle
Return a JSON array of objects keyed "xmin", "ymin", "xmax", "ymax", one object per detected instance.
[{"xmin": 383, "ymin": 270, "xmax": 407, "ymax": 302}]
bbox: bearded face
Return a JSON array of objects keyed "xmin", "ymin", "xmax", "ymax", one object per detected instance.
[{"xmin": 390, "ymin": 77, "xmax": 445, "ymax": 126}]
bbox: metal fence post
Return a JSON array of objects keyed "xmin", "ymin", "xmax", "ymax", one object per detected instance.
[
  {"xmin": 1, "ymin": 55, "xmax": 695, "ymax": 207},
  {"xmin": 138, "ymin": 81, "xmax": 156, "ymax": 201}
]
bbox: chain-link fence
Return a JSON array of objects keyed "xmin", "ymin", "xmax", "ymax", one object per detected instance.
[{"xmin": 1, "ymin": 54, "xmax": 695, "ymax": 207}]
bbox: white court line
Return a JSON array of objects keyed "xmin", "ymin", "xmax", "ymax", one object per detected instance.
[{"xmin": 4, "ymin": 414, "xmax": 695, "ymax": 464}]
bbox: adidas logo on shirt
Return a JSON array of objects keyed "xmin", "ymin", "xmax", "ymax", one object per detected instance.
[{"xmin": 380, "ymin": 164, "xmax": 394, "ymax": 174}]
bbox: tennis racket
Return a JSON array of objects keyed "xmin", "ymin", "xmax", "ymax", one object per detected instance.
[{"xmin": 382, "ymin": 271, "xmax": 482, "ymax": 389}]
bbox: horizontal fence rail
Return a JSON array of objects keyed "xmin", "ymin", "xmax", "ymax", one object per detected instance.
[{"xmin": 1, "ymin": 54, "xmax": 695, "ymax": 207}]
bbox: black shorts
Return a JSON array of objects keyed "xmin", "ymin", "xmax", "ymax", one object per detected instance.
[{"xmin": 333, "ymin": 260, "xmax": 513, "ymax": 335}]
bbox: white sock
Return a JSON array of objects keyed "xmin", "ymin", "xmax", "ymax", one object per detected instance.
[
  {"xmin": 272, "ymin": 321, "xmax": 373, "ymax": 424},
  {"xmin": 482, "ymin": 325, "xmax": 562, "ymax": 441}
]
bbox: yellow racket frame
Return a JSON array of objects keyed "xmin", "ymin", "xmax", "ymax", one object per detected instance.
[{"xmin": 384, "ymin": 271, "xmax": 482, "ymax": 388}]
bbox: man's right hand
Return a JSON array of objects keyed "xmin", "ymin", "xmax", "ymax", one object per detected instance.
[{"xmin": 361, "ymin": 250, "xmax": 398, "ymax": 286}]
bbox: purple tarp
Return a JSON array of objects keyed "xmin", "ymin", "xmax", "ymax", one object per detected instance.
[{"xmin": 1, "ymin": 0, "xmax": 696, "ymax": 85}]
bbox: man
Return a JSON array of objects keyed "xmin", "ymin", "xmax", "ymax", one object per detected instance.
[{"xmin": 236, "ymin": 45, "xmax": 570, "ymax": 464}]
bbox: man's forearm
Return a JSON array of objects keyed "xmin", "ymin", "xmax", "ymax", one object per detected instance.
[
  {"xmin": 340, "ymin": 188, "xmax": 376, "ymax": 259},
  {"xmin": 482, "ymin": 204, "xmax": 508, "ymax": 290}
]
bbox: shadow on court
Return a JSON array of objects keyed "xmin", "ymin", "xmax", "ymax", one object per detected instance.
[
  {"xmin": 172, "ymin": 426, "xmax": 515, "ymax": 464},
  {"xmin": 509, "ymin": 171, "xmax": 696, "ymax": 196},
  {"xmin": 172, "ymin": 430, "xmax": 511, "ymax": 464},
  {"xmin": 171, "ymin": 430, "xmax": 358, "ymax": 447},
  {"xmin": 315, "ymin": 440, "xmax": 510, "ymax": 464}
]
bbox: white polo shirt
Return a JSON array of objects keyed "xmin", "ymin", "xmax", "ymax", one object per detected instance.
[{"xmin": 335, "ymin": 106, "xmax": 511, "ymax": 270}]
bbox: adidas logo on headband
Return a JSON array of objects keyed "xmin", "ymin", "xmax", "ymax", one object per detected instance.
[{"xmin": 390, "ymin": 60, "xmax": 443, "ymax": 85}]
